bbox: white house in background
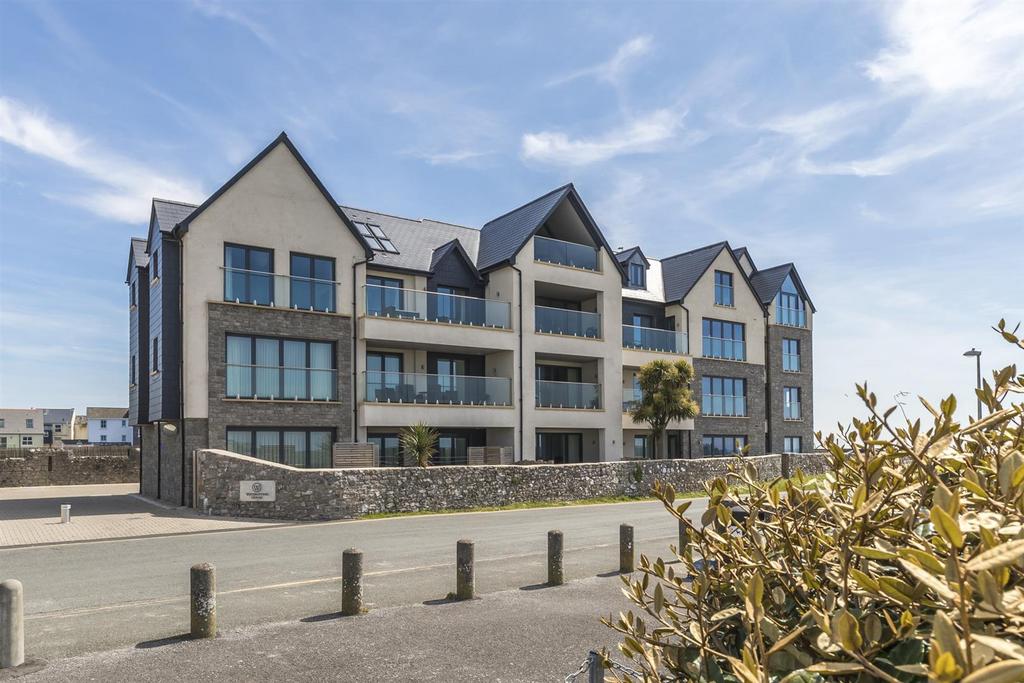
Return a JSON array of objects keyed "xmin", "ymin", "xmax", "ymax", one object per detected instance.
[
  {"xmin": 0, "ymin": 408, "xmax": 46, "ymax": 449},
  {"xmin": 86, "ymin": 407, "xmax": 131, "ymax": 444}
]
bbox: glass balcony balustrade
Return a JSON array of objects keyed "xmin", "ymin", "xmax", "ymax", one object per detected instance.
[
  {"xmin": 535, "ymin": 380, "xmax": 601, "ymax": 409},
  {"xmin": 222, "ymin": 267, "xmax": 338, "ymax": 313},
  {"xmin": 226, "ymin": 364, "xmax": 337, "ymax": 401},
  {"xmin": 364, "ymin": 285, "xmax": 510, "ymax": 329},
  {"xmin": 622, "ymin": 325, "xmax": 688, "ymax": 354},
  {"xmin": 533, "ymin": 235, "xmax": 599, "ymax": 271},
  {"xmin": 534, "ymin": 306, "xmax": 601, "ymax": 338},
  {"xmin": 363, "ymin": 371, "xmax": 512, "ymax": 406}
]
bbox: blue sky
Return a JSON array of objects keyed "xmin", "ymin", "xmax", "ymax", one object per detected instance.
[{"xmin": 1, "ymin": 0, "xmax": 1022, "ymax": 433}]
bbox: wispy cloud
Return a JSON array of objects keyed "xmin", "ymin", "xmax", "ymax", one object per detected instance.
[
  {"xmin": 410, "ymin": 149, "xmax": 492, "ymax": 166},
  {"xmin": 0, "ymin": 97, "xmax": 205, "ymax": 223},
  {"xmin": 865, "ymin": 0, "xmax": 1024, "ymax": 100},
  {"xmin": 190, "ymin": 0, "xmax": 279, "ymax": 52},
  {"xmin": 546, "ymin": 35, "xmax": 653, "ymax": 88},
  {"xmin": 521, "ymin": 108, "xmax": 685, "ymax": 166}
]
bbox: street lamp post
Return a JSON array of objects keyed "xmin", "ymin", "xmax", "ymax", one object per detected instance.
[{"xmin": 963, "ymin": 348, "xmax": 982, "ymax": 420}]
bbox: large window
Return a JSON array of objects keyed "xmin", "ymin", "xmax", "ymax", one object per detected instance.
[
  {"xmin": 702, "ymin": 319, "xmax": 746, "ymax": 361},
  {"xmin": 224, "ymin": 244, "xmax": 274, "ymax": 305},
  {"xmin": 777, "ymin": 274, "xmax": 806, "ymax": 327},
  {"xmin": 633, "ymin": 435, "xmax": 649, "ymax": 459},
  {"xmin": 783, "ymin": 436, "xmax": 802, "ymax": 453},
  {"xmin": 226, "ymin": 428, "xmax": 334, "ymax": 468},
  {"xmin": 365, "ymin": 275, "xmax": 404, "ymax": 315},
  {"xmin": 784, "ymin": 386, "xmax": 801, "ymax": 420},
  {"xmin": 226, "ymin": 335, "xmax": 336, "ymax": 401},
  {"xmin": 701, "ymin": 376, "xmax": 747, "ymax": 416},
  {"xmin": 367, "ymin": 433, "xmax": 402, "ymax": 467},
  {"xmin": 290, "ymin": 253, "xmax": 336, "ymax": 312},
  {"xmin": 782, "ymin": 338, "xmax": 801, "ymax": 372},
  {"xmin": 628, "ymin": 263, "xmax": 646, "ymax": 289},
  {"xmin": 702, "ymin": 435, "xmax": 748, "ymax": 456},
  {"xmin": 536, "ymin": 433, "xmax": 583, "ymax": 464},
  {"xmin": 714, "ymin": 271, "xmax": 734, "ymax": 306}
]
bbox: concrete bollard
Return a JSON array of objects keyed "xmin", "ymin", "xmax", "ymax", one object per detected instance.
[
  {"xmin": 0, "ymin": 580, "xmax": 24, "ymax": 669},
  {"xmin": 190, "ymin": 563, "xmax": 216, "ymax": 639},
  {"xmin": 342, "ymin": 548, "xmax": 363, "ymax": 616},
  {"xmin": 60, "ymin": 504, "xmax": 71, "ymax": 524},
  {"xmin": 619, "ymin": 524, "xmax": 634, "ymax": 574},
  {"xmin": 678, "ymin": 518, "xmax": 687, "ymax": 554},
  {"xmin": 587, "ymin": 650, "xmax": 604, "ymax": 683},
  {"xmin": 548, "ymin": 530, "xmax": 564, "ymax": 586},
  {"xmin": 456, "ymin": 540, "xmax": 475, "ymax": 600}
]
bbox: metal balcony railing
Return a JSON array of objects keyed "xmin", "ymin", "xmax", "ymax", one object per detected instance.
[
  {"xmin": 534, "ymin": 306, "xmax": 601, "ymax": 338},
  {"xmin": 533, "ymin": 235, "xmax": 599, "ymax": 271},
  {"xmin": 364, "ymin": 285, "xmax": 511, "ymax": 329},
  {"xmin": 622, "ymin": 324, "xmax": 688, "ymax": 354},
  {"xmin": 226, "ymin": 363, "xmax": 337, "ymax": 401},
  {"xmin": 222, "ymin": 267, "xmax": 339, "ymax": 313},
  {"xmin": 363, "ymin": 371, "xmax": 512, "ymax": 406},
  {"xmin": 535, "ymin": 380, "xmax": 601, "ymax": 409}
]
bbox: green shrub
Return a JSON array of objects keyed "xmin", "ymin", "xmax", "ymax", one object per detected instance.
[
  {"xmin": 399, "ymin": 422, "xmax": 438, "ymax": 468},
  {"xmin": 606, "ymin": 320, "xmax": 1024, "ymax": 682}
]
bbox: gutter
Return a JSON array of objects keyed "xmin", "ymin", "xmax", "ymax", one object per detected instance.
[
  {"xmin": 511, "ymin": 264, "xmax": 524, "ymax": 461},
  {"xmin": 177, "ymin": 233, "xmax": 187, "ymax": 507},
  {"xmin": 763, "ymin": 308, "xmax": 771, "ymax": 454},
  {"xmin": 352, "ymin": 255, "xmax": 374, "ymax": 441}
]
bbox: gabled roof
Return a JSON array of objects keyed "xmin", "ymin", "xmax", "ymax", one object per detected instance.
[
  {"xmin": 615, "ymin": 246, "xmax": 650, "ymax": 267},
  {"xmin": 125, "ymin": 237, "xmax": 149, "ymax": 283},
  {"xmin": 749, "ymin": 263, "xmax": 816, "ymax": 311},
  {"xmin": 42, "ymin": 408, "xmax": 75, "ymax": 424},
  {"xmin": 341, "ymin": 206, "xmax": 479, "ymax": 273},
  {"xmin": 170, "ymin": 133, "xmax": 373, "ymax": 258},
  {"xmin": 429, "ymin": 239, "xmax": 482, "ymax": 281},
  {"xmin": 732, "ymin": 246, "xmax": 755, "ymax": 271},
  {"xmin": 153, "ymin": 199, "xmax": 196, "ymax": 233},
  {"xmin": 476, "ymin": 184, "xmax": 625, "ymax": 280},
  {"xmin": 659, "ymin": 241, "xmax": 765, "ymax": 312},
  {"xmin": 86, "ymin": 407, "xmax": 129, "ymax": 419}
]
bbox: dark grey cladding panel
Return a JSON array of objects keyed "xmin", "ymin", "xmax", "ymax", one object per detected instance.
[
  {"xmin": 659, "ymin": 242, "xmax": 727, "ymax": 303},
  {"xmin": 476, "ymin": 185, "xmax": 571, "ymax": 271}
]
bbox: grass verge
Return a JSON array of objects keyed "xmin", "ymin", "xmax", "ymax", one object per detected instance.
[{"xmin": 358, "ymin": 493, "xmax": 695, "ymax": 520}]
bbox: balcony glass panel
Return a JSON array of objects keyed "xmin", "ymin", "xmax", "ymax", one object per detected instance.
[
  {"xmin": 533, "ymin": 235, "xmax": 599, "ymax": 271},
  {"xmin": 226, "ymin": 364, "xmax": 337, "ymax": 401},
  {"xmin": 621, "ymin": 325, "xmax": 687, "ymax": 353},
  {"xmin": 222, "ymin": 268, "xmax": 340, "ymax": 312},
  {"xmin": 777, "ymin": 304, "xmax": 806, "ymax": 327},
  {"xmin": 363, "ymin": 371, "xmax": 511, "ymax": 405},
  {"xmin": 534, "ymin": 306, "xmax": 601, "ymax": 338},
  {"xmin": 622, "ymin": 386, "xmax": 643, "ymax": 412},
  {"xmin": 364, "ymin": 285, "xmax": 510, "ymax": 329},
  {"xmin": 535, "ymin": 380, "xmax": 601, "ymax": 409}
]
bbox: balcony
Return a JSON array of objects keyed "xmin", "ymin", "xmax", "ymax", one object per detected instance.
[
  {"xmin": 622, "ymin": 325, "xmax": 688, "ymax": 354},
  {"xmin": 223, "ymin": 267, "xmax": 338, "ymax": 313},
  {"xmin": 364, "ymin": 284, "xmax": 510, "ymax": 329},
  {"xmin": 535, "ymin": 380, "xmax": 601, "ymax": 409},
  {"xmin": 226, "ymin": 364, "xmax": 337, "ymax": 401},
  {"xmin": 535, "ymin": 306, "xmax": 601, "ymax": 338},
  {"xmin": 622, "ymin": 386, "xmax": 643, "ymax": 412},
  {"xmin": 777, "ymin": 305, "xmax": 806, "ymax": 328},
  {"xmin": 533, "ymin": 235, "xmax": 599, "ymax": 271},
  {"xmin": 363, "ymin": 371, "xmax": 511, "ymax": 406}
]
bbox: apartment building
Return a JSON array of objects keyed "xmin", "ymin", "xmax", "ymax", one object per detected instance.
[
  {"xmin": 126, "ymin": 133, "xmax": 815, "ymax": 504},
  {"xmin": 0, "ymin": 408, "xmax": 45, "ymax": 449},
  {"xmin": 86, "ymin": 407, "xmax": 132, "ymax": 444}
]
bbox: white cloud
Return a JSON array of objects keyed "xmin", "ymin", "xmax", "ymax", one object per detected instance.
[
  {"xmin": 414, "ymin": 149, "xmax": 491, "ymax": 166},
  {"xmin": 762, "ymin": 99, "xmax": 874, "ymax": 153},
  {"xmin": 546, "ymin": 35, "xmax": 653, "ymax": 87},
  {"xmin": 0, "ymin": 97, "xmax": 204, "ymax": 223},
  {"xmin": 521, "ymin": 108, "xmax": 685, "ymax": 166},
  {"xmin": 866, "ymin": 0, "xmax": 1024, "ymax": 99},
  {"xmin": 797, "ymin": 139, "xmax": 956, "ymax": 177},
  {"xmin": 190, "ymin": 0, "xmax": 279, "ymax": 51}
]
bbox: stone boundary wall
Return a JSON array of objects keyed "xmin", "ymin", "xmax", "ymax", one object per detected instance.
[
  {"xmin": 195, "ymin": 449, "xmax": 832, "ymax": 521},
  {"xmin": 0, "ymin": 447, "xmax": 140, "ymax": 488}
]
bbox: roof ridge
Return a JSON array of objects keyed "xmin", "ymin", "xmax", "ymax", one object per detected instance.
[
  {"xmin": 753, "ymin": 262, "xmax": 794, "ymax": 275},
  {"xmin": 481, "ymin": 183, "xmax": 573, "ymax": 228},
  {"xmin": 340, "ymin": 205, "xmax": 477, "ymax": 232},
  {"xmin": 657, "ymin": 240, "xmax": 728, "ymax": 262},
  {"xmin": 152, "ymin": 197, "xmax": 198, "ymax": 208}
]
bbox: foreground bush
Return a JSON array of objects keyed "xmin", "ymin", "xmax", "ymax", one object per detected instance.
[{"xmin": 606, "ymin": 321, "xmax": 1024, "ymax": 682}]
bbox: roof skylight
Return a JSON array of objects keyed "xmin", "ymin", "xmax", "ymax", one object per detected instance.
[{"xmin": 353, "ymin": 221, "xmax": 399, "ymax": 254}]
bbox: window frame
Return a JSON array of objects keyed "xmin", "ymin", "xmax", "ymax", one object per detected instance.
[
  {"xmin": 783, "ymin": 436, "xmax": 802, "ymax": 453},
  {"xmin": 150, "ymin": 249, "xmax": 159, "ymax": 284},
  {"xmin": 152, "ymin": 336, "xmax": 160, "ymax": 374},
  {"xmin": 224, "ymin": 427, "xmax": 336, "ymax": 468},
  {"xmin": 633, "ymin": 434, "xmax": 649, "ymax": 459},
  {"xmin": 289, "ymin": 252, "xmax": 337, "ymax": 312},
  {"xmin": 783, "ymin": 386, "xmax": 802, "ymax": 420},
  {"xmin": 700, "ymin": 375, "xmax": 747, "ymax": 416},
  {"xmin": 353, "ymin": 221, "xmax": 399, "ymax": 254},
  {"xmin": 627, "ymin": 262, "xmax": 646, "ymax": 289},
  {"xmin": 701, "ymin": 318, "xmax": 746, "ymax": 361},
  {"xmin": 224, "ymin": 243, "xmax": 275, "ymax": 306},
  {"xmin": 225, "ymin": 333, "xmax": 337, "ymax": 401},
  {"xmin": 701, "ymin": 434, "xmax": 748, "ymax": 457},
  {"xmin": 714, "ymin": 270, "xmax": 734, "ymax": 306},
  {"xmin": 782, "ymin": 338, "xmax": 801, "ymax": 372}
]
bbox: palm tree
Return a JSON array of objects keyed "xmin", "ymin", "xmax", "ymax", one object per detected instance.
[
  {"xmin": 629, "ymin": 359, "xmax": 699, "ymax": 459},
  {"xmin": 400, "ymin": 422, "xmax": 439, "ymax": 468}
]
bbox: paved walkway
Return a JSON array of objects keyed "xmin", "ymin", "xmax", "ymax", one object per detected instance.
[{"xmin": 0, "ymin": 484, "xmax": 289, "ymax": 547}]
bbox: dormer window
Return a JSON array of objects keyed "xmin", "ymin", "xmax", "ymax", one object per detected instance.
[
  {"xmin": 628, "ymin": 262, "xmax": 646, "ymax": 289},
  {"xmin": 777, "ymin": 274, "xmax": 806, "ymax": 327},
  {"xmin": 354, "ymin": 222, "xmax": 399, "ymax": 254}
]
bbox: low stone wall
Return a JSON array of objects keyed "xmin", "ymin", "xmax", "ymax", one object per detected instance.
[
  {"xmin": 0, "ymin": 447, "xmax": 140, "ymax": 488},
  {"xmin": 782, "ymin": 450, "xmax": 834, "ymax": 478},
  {"xmin": 194, "ymin": 449, "xmax": 832, "ymax": 521}
]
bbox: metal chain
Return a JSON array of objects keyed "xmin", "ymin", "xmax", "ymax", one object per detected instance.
[
  {"xmin": 605, "ymin": 658, "xmax": 647, "ymax": 680},
  {"xmin": 564, "ymin": 655, "xmax": 590, "ymax": 683}
]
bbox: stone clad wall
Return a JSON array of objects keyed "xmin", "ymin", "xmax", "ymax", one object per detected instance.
[
  {"xmin": 195, "ymin": 449, "xmax": 832, "ymax": 521},
  {"xmin": 0, "ymin": 447, "xmax": 140, "ymax": 487}
]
